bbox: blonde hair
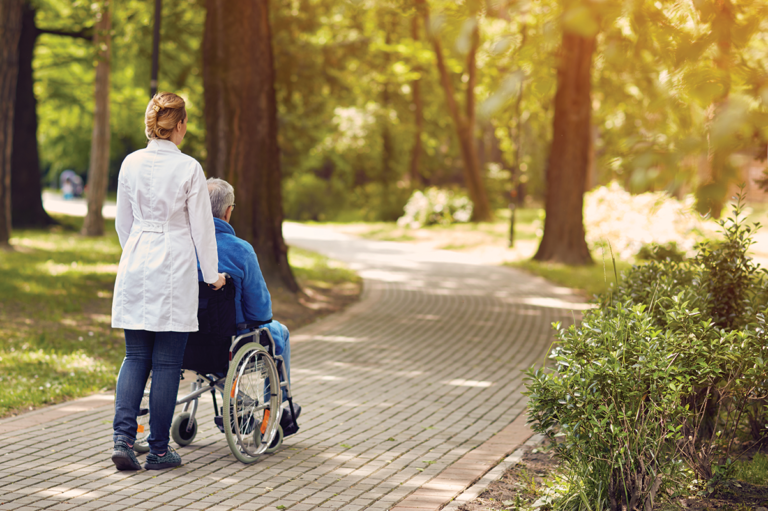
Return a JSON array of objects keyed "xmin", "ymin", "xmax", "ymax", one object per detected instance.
[{"xmin": 145, "ymin": 92, "xmax": 187, "ymax": 140}]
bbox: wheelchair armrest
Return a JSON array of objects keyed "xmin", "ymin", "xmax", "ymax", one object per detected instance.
[{"xmin": 237, "ymin": 319, "xmax": 272, "ymax": 331}]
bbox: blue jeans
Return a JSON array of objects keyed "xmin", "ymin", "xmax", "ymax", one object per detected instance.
[
  {"xmin": 268, "ymin": 322, "xmax": 291, "ymax": 402},
  {"xmin": 113, "ymin": 330, "xmax": 188, "ymax": 454}
]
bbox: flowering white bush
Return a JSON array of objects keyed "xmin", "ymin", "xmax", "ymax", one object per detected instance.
[
  {"xmin": 397, "ymin": 188, "xmax": 474, "ymax": 228},
  {"xmin": 584, "ymin": 182, "xmax": 719, "ymax": 260}
]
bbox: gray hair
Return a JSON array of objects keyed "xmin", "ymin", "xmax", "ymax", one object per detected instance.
[{"xmin": 207, "ymin": 178, "xmax": 235, "ymax": 219}]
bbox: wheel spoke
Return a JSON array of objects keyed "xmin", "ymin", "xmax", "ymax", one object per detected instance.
[{"xmin": 224, "ymin": 344, "xmax": 282, "ymax": 462}]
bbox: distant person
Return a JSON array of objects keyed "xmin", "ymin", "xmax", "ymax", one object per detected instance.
[
  {"xmin": 62, "ymin": 178, "xmax": 74, "ymax": 200},
  {"xmin": 204, "ymin": 178, "xmax": 300, "ymax": 428},
  {"xmin": 110, "ymin": 92, "xmax": 227, "ymax": 471},
  {"xmin": 59, "ymin": 170, "xmax": 83, "ymax": 197}
]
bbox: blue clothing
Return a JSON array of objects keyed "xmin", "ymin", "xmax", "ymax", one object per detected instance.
[
  {"xmin": 198, "ymin": 218, "xmax": 288, "ymax": 358},
  {"xmin": 113, "ymin": 330, "xmax": 188, "ymax": 454}
]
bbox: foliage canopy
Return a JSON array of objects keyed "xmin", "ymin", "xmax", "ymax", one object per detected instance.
[{"xmin": 26, "ymin": 0, "xmax": 768, "ymax": 221}]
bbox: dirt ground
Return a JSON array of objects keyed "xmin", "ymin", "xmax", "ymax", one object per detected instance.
[
  {"xmin": 459, "ymin": 440, "xmax": 768, "ymax": 511},
  {"xmin": 271, "ymin": 278, "xmax": 361, "ymax": 332}
]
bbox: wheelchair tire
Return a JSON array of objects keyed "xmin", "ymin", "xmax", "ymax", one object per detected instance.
[
  {"xmin": 265, "ymin": 425, "xmax": 283, "ymax": 453},
  {"xmin": 171, "ymin": 412, "xmax": 198, "ymax": 446},
  {"xmin": 223, "ymin": 343, "xmax": 282, "ymax": 464},
  {"xmin": 134, "ymin": 372, "xmax": 152, "ymax": 453}
]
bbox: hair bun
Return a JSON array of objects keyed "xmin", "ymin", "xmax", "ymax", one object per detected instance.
[{"xmin": 144, "ymin": 92, "xmax": 187, "ymax": 140}]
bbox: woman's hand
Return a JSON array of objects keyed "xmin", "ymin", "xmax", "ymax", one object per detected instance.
[{"xmin": 209, "ymin": 273, "xmax": 227, "ymax": 290}]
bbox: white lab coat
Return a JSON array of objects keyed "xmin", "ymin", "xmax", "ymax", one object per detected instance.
[{"xmin": 111, "ymin": 139, "xmax": 219, "ymax": 332}]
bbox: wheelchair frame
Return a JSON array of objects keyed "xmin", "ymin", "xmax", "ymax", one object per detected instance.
[{"xmin": 134, "ymin": 323, "xmax": 298, "ymax": 464}]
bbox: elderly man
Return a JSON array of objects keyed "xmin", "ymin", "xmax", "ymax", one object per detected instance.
[{"xmin": 203, "ymin": 177, "xmax": 299, "ymax": 433}]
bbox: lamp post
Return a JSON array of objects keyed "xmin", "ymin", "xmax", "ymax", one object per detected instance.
[{"xmin": 149, "ymin": 0, "xmax": 161, "ymax": 97}]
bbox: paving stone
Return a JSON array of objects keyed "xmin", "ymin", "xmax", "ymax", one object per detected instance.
[{"xmin": 0, "ymin": 224, "xmax": 586, "ymax": 510}]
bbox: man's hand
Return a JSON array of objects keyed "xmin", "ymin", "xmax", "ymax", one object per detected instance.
[{"xmin": 209, "ymin": 273, "xmax": 227, "ymax": 290}]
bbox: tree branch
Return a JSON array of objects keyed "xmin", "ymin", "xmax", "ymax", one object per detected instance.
[
  {"xmin": 37, "ymin": 27, "xmax": 93, "ymax": 41},
  {"xmin": 417, "ymin": 0, "xmax": 465, "ymax": 129},
  {"xmin": 465, "ymin": 17, "xmax": 479, "ymax": 126}
]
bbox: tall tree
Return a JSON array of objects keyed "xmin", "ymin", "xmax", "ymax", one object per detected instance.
[
  {"xmin": 82, "ymin": 1, "xmax": 111, "ymax": 237},
  {"xmin": 417, "ymin": 0, "xmax": 493, "ymax": 222},
  {"xmin": 0, "ymin": 0, "xmax": 24, "ymax": 248},
  {"xmin": 379, "ymin": 8, "xmax": 397, "ymax": 216},
  {"xmin": 533, "ymin": 10, "xmax": 596, "ymax": 265},
  {"xmin": 203, "ymin": 0, "xmax": 298, "ymax": 293},
  {"xmin": 11, "ymin": 2, "xmax": 62, "ymax": 229},
  {"xmin": 408, "ymin": 14, "xmax": 424, "ymax": 187}
]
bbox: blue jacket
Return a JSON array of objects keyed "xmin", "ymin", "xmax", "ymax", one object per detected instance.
[{"xmin": 199, "ymin": 218, "xmax": 287, "ymax": 354}]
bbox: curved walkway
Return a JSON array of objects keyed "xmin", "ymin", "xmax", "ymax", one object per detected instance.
[{"xmin": 0, "ymin": 223, "xmax": 589, "ymax": 511}]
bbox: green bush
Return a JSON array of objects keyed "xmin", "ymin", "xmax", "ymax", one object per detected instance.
[
  {"xmin": 526, "ymin": 195, "xmax": 768, "ymax": 510},
  {"xmin": 635, "ymin": 241, "xmax": 687, "ymax": 262},
  {"xmin": 349, "ymin": 182, "xmax": 412, "ymax": 222},
  {"xmin": 283, "ymin": 175, "xmax": 410, "ymax": 222},
  {"xmin": 283, "ymin": 173, "xmax": 349, "ymax": 221},
  {"xmin": 527, "ymin": 305, "xmax": 688, "ymax": 509}
]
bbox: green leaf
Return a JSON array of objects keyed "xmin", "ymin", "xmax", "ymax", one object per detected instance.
[{"xmin": 563, "ymin": 6, "xmax": 600, "ymax": 37}]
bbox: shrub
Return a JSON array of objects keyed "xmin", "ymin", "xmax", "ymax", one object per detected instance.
[
  {"xmin": 396, "ymin": 187, "xmax": 473, "ymax": 228},
  {"xmin": 526, "ymin": 195, "xmax": 768, "ymax": 510},
  {"xmin": 635, "ymin": 241, "xmax": 687, "ymax": 262},
  {"xmin": 692, "ymin": 204, "xmax": 765, "ymax": 331},
  {"xmin": 283, "ymin": 173, "xmax": 348, "ymax": 221},
  {"xmin": 349, "ymin": 182, "xmax": 412, "ymax": 222},
  {"xmin": 526, "ymin": 304, "xmax": 688, "ymax": 509}
]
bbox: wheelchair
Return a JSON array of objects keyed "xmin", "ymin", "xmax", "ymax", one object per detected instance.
[{"xmin": 133, "ymin": 276, "xmax": 299, "ymax": 464}]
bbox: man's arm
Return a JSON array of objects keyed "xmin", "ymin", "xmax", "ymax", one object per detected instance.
[{"xmin": 241, "ymin": 245, "xmax": 273, "ymax": 322}]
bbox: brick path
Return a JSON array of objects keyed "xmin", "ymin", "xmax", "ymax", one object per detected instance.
[{"xmin": 0, "ymin": 223, "xmax": 589, "ymax": 510}]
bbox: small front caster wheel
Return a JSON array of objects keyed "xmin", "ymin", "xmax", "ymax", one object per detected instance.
[{"xmin": 171, "ymin": 412, "xmax": 198, "ymax": 446}]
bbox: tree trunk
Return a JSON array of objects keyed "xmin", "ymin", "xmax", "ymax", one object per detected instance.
[
  {"xmin": 379, "ymin": 12, "xmax": 395, "ymax": 218},
  {"xmin": 81, "ymin": 1, "xmax": 111, "ymax": 237},
  {"xmin": 0, "ymin": 0, "xmax": 24, "ymax": 248},
  {"xmin": 533, "ymin": 32, "xmax": 594, "ymax": 265},
  {"xmin": 408, "ymin": 14, "xmax": 423, "ymax": 187},
  {"xmin": 509, "ymin": 79, "xmax": 524, "ymax": 247},
  {"xmin": 11, "ymin": 3, "xmax": 54, "ymax": 228},
  {"xmin": 419, "ymin": 1, "xmax": 493, "ymax": 222},
  {"xmin": 203, "ymin": 0, "xmax": 299, "ymax": 293}
]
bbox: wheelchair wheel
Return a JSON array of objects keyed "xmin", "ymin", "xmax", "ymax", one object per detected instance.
[
  {"xmin": 223, "ymin": 343, "xmax": 281, "ymax": 464},
  {"xmin": 134, "ymin": 372, "xmax": 152, "ymax": 453},
  {"xmin": 171, "ymin": 412, "xmax": 198, "ymax": 446},
  {"xmin": 265, "ymin": 425, "xmax": 283, "ymax": 453}
]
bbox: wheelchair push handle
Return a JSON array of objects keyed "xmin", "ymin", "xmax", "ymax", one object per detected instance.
[
  {"xmin": 208, "ymin": 272, "xmax": 231, "ymax": 290},
  {"xmin": 237, "ymin": 319, "xmax": 272, "ymax": 331}
]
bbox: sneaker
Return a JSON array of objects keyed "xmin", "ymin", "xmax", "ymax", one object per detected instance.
[
  {"xmin": 112, "ymin": 440, "xmax": 142, "ymax": 471},
  {"xmin": 143, "ymin": 446, "xmax": 182, "ymax": 470}
]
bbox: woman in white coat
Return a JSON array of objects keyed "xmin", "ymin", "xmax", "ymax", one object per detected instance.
[{"xmin": 110, "ymin": 92, "xmax": 226, "ymax": 471}]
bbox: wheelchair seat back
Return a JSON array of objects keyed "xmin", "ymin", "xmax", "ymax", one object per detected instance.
[{"xmin": 183, "ymin": 278, "xmax": 237, "ymax": 374}]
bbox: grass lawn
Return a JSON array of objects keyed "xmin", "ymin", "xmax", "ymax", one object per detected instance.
[
  {"xmin": 0, "ymin": 215, "xmax": 360, "ymax": 418},
  {"xmin": 508, "ymin": 258, "xmax": 634, "ymax": 299},
  {"xmin": 309, "ymin": 207, "xmax": 543, "ymax": 251}
]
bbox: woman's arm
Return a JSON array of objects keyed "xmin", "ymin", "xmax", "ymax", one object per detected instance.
[
  {"xmin": 187, "ymin": 163, "xmax": 220, "ymax": 285},
  {"xmin": 115, "ymin": 173, "xmax": 133, "ymax": 248}
]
